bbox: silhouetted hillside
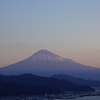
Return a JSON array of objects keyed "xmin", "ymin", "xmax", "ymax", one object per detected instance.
[
  {"xmin": 0, "ymin": 79, "xmax": 62, "ymax": 96},
  {"xmin": 52, "ymin": 74, "xmax": 100, "ymax": 87},
  {"xmin": 0, "ymin": 74, "xmax": 95, "ymax": 96}
]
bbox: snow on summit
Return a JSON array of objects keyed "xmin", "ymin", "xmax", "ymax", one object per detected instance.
[{"xmin": 28, "ymin": 49, "xmax": 67, "ymax": 62}]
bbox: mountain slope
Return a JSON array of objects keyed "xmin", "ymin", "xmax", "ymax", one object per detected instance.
[
  {"xmin": 21, "ymin": 49, "xmax": 74, "ymax": 62},
  {"xmin": 52, "ymin": 74, "xmax": 100, "ymax": 87},
  {"xmin": 0, "ymin": 74, "xmax": 94, "ymax": 96},
  {"xmin": 0, "ymin": 49, "xmax": 100, "ymax": 81}
]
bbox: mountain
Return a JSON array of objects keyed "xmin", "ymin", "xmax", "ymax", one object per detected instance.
[
  {"xmin": 21, "ymin": 49, "xmax": 74, "ymax": 62},
  {"xmin": 52, "ymin": 74, "xmax": 100, "ymax": 87},
  {"xmin": 0, "ymin": 74, "xmax": 94, "ymax": 96},
  {"xmin": 0, "ymin": 49, "xmax": 100, "ymax": 81}
]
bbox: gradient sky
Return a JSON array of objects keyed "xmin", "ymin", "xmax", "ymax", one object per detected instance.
[{"xmin": 0, "ymin": 0, "xmax": 100, "ymax": 68}]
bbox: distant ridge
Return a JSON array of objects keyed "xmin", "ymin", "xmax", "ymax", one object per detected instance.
[
  {"xmin": 52, "ymin": 74, "xmax": 100, "ymax": 87},
  {"xmin": 0, "ymin": 49, "xmax": 100, "ymax": 81},
  {"xmin": 0, "ymin": 73, "xmax": 94, "ymax": 96}
]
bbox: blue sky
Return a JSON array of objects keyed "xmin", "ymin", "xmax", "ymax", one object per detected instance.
[{"xmin": 0, "ymin": 0, "xmax": 100, "ymax": 68}]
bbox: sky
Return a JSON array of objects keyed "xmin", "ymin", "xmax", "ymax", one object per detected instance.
[{"xmin": 0, "ymin": 0, "xmax": 100, "ymax": 68}]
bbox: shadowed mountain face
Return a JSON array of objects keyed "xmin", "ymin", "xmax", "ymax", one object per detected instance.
[
  {"xmin": 0, "ymin": 74, "xmax": 94, "ymax": 96},
  {"xmin": 0, "ymin": 49, "xmax": 100, "ymax": 81},
  {"xmin": 52, "ymin": 74, "xmax": 100, "ymax": 87}
]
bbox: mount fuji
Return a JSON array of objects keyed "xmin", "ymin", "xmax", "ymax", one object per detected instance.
[{"xmin": 0, "ymin": 49, "xmax": 100, "ymax": 81}]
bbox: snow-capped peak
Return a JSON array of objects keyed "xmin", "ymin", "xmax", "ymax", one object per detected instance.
[{"xmin": 27, "ymin": 49, "xmax": 74, "ymax": 62}]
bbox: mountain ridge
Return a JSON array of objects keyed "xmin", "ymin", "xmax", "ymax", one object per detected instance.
[
  {"xmin": 0, "ymin": 73, "xmax": 94, "ymax": 96},
  {"xmin": 22, "ymin": 49, "xmax": 75, "ymax": 63},
  {"xmin": 0, "ymin": 49, "xmax": 100, "ymax": 81},
  {"xmin": 52, "ymin": 74, "xmax": 100, "ymax": 87}
]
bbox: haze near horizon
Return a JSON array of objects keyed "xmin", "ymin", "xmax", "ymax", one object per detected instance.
[{"xmin": 0, "ymin": 0, "xmax": 100, "ymax": 68}]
